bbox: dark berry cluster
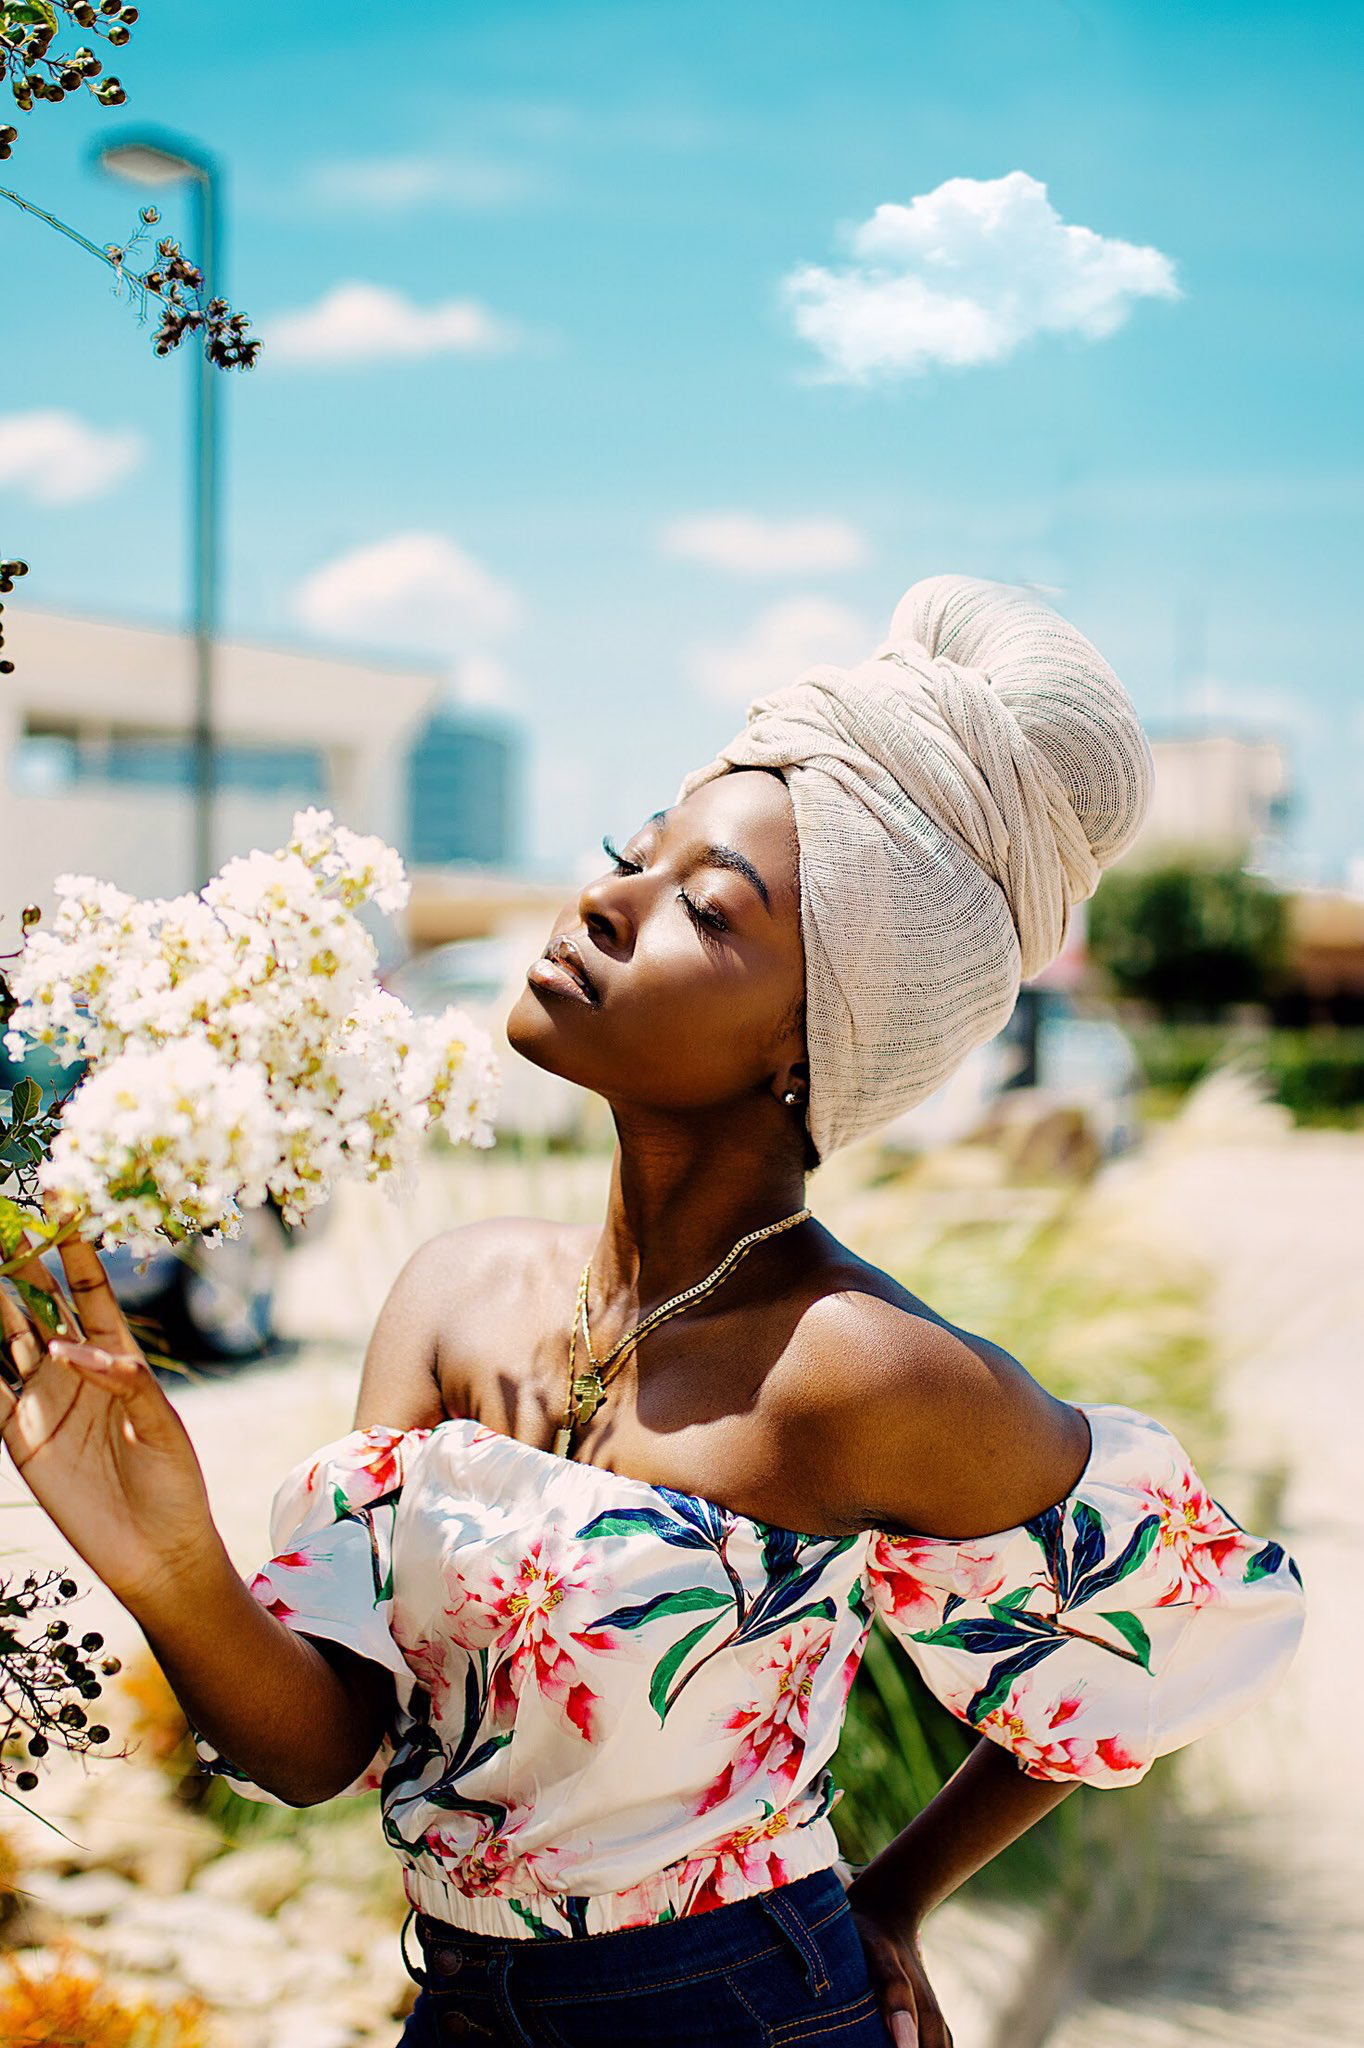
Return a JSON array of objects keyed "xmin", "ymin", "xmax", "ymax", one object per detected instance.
[
  {"xmin": 0, "ymin": 554, "xmax": 28, "ymax": 676},
  {"xmin": 0, "ymin": 1, "xmax": 137, "ymax": 151},
  {"xmin": 142, "ymin": 230, "xmax": 262, "ymax": 369},
  {"xmin": 1, "ymin": 1569, "xmax": 124, "ymax": 1794},
  {"xmin": 98, "ymin": 208, "xmax": 262, "ymax": 369}
]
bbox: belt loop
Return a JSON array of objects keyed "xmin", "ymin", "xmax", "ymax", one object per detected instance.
[
  {"xmin": 399, "ymin": 1905, "xmax": 431, "ymax": 1991},
  {"xmin": 758, "ymin": 1885, "xmax": 831, "ymax": 1999}
]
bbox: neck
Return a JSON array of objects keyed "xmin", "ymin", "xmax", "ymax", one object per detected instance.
[{"xmin": 587, "ymin": 1099, "xmax": 808, "ymax": 1324}]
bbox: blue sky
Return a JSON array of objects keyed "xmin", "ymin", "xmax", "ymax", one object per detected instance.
[{"xmin": 2, "ymin": 0, "xmax": 1361, "ymax": 881}]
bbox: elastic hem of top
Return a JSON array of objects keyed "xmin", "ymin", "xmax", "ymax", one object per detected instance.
[{"xmin": 401, "ymin": 1816, "xmax": 842, "ymax": 1940}]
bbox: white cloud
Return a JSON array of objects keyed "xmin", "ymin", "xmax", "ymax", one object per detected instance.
[
  {"xmin": 784, "ymin": 171, "xmax": 1180, "ymax": 383},
  {"xmin": 291, "ymin": 534, "xmax": 519, "ymax": 679},
  {"xmin": 661, "ymin": 512, "xmax": 866, "ymax": 577},
  {"xmin": 446, "ymin": 653, "xmax": 520, "ymax": 711},
  {"xmin": 301, "ymin": 152, "xmax": 541, "ymax": 213},
  {"xmin": 0, "ymin": 409, "xmax": 143, "ymax": 505},
  {"xmin": 690, "ymin": 596, "xmax": 868, "ymax": 706},
  {"xmin": 265, "ymin": 283, "xmax": 520, "ymax": 366}
]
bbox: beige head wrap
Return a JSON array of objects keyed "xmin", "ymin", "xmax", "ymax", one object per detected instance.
[{"xmin": 676, "ymin": 573, "xmax": 1154, "ymax": 1161}]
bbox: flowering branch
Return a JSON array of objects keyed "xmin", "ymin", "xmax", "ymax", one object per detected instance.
[
  {"xmin": 1, "ymin": 809, "xmax": 501, "ymax": 1258},
  {"xmin": 0, "ymin": 2, "xmax": 262, "ymax": 678}
]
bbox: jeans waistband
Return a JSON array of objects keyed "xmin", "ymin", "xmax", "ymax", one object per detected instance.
[{"xmin": 404, "ymin": 1863, "xmax": 851, "ymax": 1999}]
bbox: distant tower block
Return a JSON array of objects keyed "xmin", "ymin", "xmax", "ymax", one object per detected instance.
[{"xmin": 406, "ymin": 708, "xmax": 521, "ymax": 869}]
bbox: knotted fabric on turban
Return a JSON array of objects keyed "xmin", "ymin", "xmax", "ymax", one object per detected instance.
[{"xmin": 675, "ymin": 574, "xmax": 1155, "ymax": 1162}]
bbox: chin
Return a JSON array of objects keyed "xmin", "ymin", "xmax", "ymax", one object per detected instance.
[{"xmin": 504, "ymin": 983, "xmax": 581, "ymax": 1081}]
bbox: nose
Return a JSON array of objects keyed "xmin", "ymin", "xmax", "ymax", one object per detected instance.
[{"xmin": 575, "ymin": 869, "xmax": 634, "ymax": 955}]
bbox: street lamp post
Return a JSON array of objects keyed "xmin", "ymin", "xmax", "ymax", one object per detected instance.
[{"xmin": 90, "ymin": 127, "xmax": 223, "ymax": 891}]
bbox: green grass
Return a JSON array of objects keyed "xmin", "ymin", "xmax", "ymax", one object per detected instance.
[{"xmin": 817, "ymin": 1144, "xmax": 1223, "ymax": 1906}]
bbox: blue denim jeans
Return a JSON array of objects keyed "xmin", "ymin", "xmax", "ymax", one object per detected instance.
[{"xmin": 397, "ymin": 1866, "xmax": 893, "ymax": 2046}]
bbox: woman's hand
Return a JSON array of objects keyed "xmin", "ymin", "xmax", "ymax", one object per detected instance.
[
  {"xmin": 0, "ymin": 1213, "xmax": 218, "ymax": 1612},
  {"xmin": 842, "ymin": 1868, "xmax": 954, "ymax": 2048}
]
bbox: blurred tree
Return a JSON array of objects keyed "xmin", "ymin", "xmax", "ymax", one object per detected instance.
[{"xmin": 1088, "ymin": 861, "xmax": 1288, "ymax": 1017}]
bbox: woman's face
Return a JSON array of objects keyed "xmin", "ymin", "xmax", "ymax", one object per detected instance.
[{"xmin": 506, "ymin": 768, "xmax": 807, "ymax": 1120}]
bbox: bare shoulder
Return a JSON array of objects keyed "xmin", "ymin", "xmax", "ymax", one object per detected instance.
[
  {"xmin": 783, "ymin": 1283, "xmax": 1092, "ymax": 1542},
  {"xmin": 352, "ymin": 1215, "xmax": 584, "ymax": 1432}
]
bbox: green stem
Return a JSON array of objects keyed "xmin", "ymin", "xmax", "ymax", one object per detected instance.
[
  {"xmin": 0, "ymin": 183, "xmax": 155, "ymax": 311},
  {"xmin": 0, "ymin": 1210, "xmax": 85, "ymax": 1281}
]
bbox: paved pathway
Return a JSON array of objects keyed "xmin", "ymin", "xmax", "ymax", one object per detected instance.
[{"xmin": 1045, "ymin": 1104, "xmax": 1364, "ymax": 2046}]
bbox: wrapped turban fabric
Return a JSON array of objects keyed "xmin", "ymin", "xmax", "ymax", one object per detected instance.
[{"xmin": 675, "ymin": 574, "xmax": 1155, "ymax": 1163}]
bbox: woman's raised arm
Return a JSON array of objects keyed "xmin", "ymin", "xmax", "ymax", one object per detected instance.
[{"xmin": 0, "ymin": 1225, "xmax": 394, "ymax": 1805}]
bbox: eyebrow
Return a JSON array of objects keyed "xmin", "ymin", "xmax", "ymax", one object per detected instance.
[{"xmin": 644, "ymin": 807, "xmax": 771, "ymax": 912}]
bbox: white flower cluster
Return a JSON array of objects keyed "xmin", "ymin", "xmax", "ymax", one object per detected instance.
[{"xmin": 3, "ymin": 809, "xmax": 500, "ymax": 1253}]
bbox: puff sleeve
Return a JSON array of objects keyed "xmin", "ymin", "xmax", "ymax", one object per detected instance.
[
  {"xmin": 864, "ymin": 1402, "xmax": 1306, "ymax": 1788},
  {"xmin": 194, "ymin": 1423, "xmax": 430, "ymax": 1801}
]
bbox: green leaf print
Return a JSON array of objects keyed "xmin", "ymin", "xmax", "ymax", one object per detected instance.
[
  {"xmin": 1244, "ymin": 1540, "xmax": 1287, "ymax": 1582},
  {"xmin": 649, "ymin": 1616, "xmax": 726, "ymax": 1722},
  {"xmin": 993, "ymin": 1586, "xmax": 1035, "ymax": 1611},
  {"xmin": 1097, "ymin": 1609, "xmax": 1152, "ymax": 1668},
  {"xmin": 592, "ymin": 1585, "xmax": 732, "ymax": 1632}
]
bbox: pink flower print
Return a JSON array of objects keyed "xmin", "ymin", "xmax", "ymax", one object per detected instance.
[
  {"xmin": 978, "ymin": 1680, "xmax": 1145, "ymax": 1784},
  {"xmin": 391, "ymin": 1618, "xmax": 453, "ymax": 1718},
  {"xmin": 458, "ymin": 1535, "xmax": 605, "ymax": 1742},
  {"xmin": 696, "ymin": 1617, "xmax": 834, "ymax": 1817},
  {"xmin": 420, "ymin": 1812, "xmax": 538, "ymax": 1898},
  {"xmin": 1137, "ymin": 1462, "xmax": 1249, "ymax": 1607},
  {"xmin": 303, "ymin": 1425, "xmax": 426, "ymax": 1507},
  {"xmin": 682, "ymin": 1805, "xmax": 800, "ymax": 1916},
  {"xmin": 247, "ymin": 1566, "xmax": 298, "ymax": 1626},
  {"xmin": 868, "ymin": 1532, "xmax": 1010, "ymax": 1631}
]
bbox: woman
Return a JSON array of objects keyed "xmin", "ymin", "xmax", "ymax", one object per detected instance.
[{"xmin": 0, "ymin": 575, "xmax": 1305, "ymax": 2048}]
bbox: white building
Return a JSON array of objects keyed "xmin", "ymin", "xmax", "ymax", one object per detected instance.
[
  {"xmin": 0, "ymin": 606, "xmax": 443, "ymax": 914},
  {"xmin": 1134, "ymin": 733, "xmax": 1291, "ymax": 866}
]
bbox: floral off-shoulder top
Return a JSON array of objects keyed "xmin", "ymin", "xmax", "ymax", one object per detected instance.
[{"xmin": 196, "ymin": 1404, "xmax": 1305, "ymax": 1941}]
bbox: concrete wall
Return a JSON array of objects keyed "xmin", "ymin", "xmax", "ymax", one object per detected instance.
[{"xmin": 1, "ymin": 606, "xmax": 444, "ymax": 912}]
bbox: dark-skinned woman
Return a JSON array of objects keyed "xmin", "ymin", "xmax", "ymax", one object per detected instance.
[{"xmin": 0, "ymin": 574, "xmax": 1305, "ymax": 2047}]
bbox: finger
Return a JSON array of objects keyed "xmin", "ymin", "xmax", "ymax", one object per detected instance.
[
  {"xmin": 51, "ymin": 1230, "xmax": 136, "ymax": 1355},
  {"xmin": 48, "ymin": 1337, "xmax": 142, "ymax": 1398},
  {"xmin": 0, "ymin": 1284, "xmax": 46, "ymax": 1382},
  {"xmin": 8, "ymin": 1234, "xmax": 83, "ymax": 1344},
  {"xmin": 887, "ymin": 2004, "xmax": 919, "ymax": 2048}
]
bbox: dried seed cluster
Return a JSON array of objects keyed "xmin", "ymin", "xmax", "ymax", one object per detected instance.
[
  {"xmin": 0, "ymin": 555, "xmax": 28, "ymax": 676},
  {"xmin": 0, "ymin": 0, "xmax": 138, "ymax": 152},
  {"xmin": 99, "ymin": 207, "xmax": 263, "ymax": 368},
  {"xmin": 142, "ymin": 228, "xmax": 262, "ymax": 368},
  {"xmin": 0, "ymin": 1568, "xmax": 124, "ymax": 1793}
]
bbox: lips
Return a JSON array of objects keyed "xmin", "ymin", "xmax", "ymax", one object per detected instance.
[{"xmin": 544, "ymin": 935, "xmax": 599, "ymax": 1004}]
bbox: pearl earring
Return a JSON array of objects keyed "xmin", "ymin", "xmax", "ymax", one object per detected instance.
[{"xmin": 783, "ymin": 1090, "xmax": 800, "ymax": 1107}]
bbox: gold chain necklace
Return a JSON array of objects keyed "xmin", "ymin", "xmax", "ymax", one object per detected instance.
[{"xmin": 552, "ymin": 1207, "xmax": 812, "ymax": 1458}]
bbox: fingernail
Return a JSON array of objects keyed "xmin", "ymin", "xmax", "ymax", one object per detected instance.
[{"xmin": 892, "ymin": 2017, "xmax": 917, "ymax": 2047}]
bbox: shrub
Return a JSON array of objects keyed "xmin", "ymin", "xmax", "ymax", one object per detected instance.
[
  {"xmin": 0, "ymin": 1948, "xmax": 210, "ymax": 2048},
  {"xmin": 1129, "ymin": 1025, "xmax": 1364, "ymax": 1123},
  {"xmin": 1089, "ymin": 863, "xmax": 1287, "ymax": 1016}
]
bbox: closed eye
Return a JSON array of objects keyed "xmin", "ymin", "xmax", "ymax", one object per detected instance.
[
  {"xmin": 601, "ymin": 833, "xmax": 641, "ymax": 877},
  {"xmin": 601, "ymin": 833, "xmax": 729, "ymax": 942},
  {"xmin": 678, "ymin": 892, "xmax": 728, "ymax": 938}
]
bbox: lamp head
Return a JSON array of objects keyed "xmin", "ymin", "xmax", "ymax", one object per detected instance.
[{"xmin": 92, "ymin": 132, "xmax": 209, "ymax": 184}]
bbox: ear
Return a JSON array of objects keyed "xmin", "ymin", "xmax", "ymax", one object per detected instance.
[{"xmin": 771, "ymin": 1056, "xmax": 810, "ymax": 1109}]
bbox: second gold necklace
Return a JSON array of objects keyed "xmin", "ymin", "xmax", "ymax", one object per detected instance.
[{"xmin": 553, "ymin": 1206, "xmax": 812, "ymax": 1457}]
